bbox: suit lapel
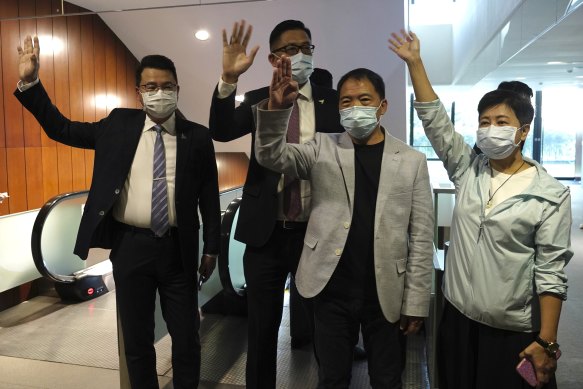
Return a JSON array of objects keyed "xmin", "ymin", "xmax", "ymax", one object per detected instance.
[
  {"xmin": 121, "ymin": 112, "xmax": 148, "ymax": 176},
  {"xmin": 175, "ymin": 118, "xmax": 192, "ymax": 195},
  {"xmin": 335, "ymin": 133, "xmax": 356, "ymax": 213},
  {"xmin": 375, "ymin": 132, "xmax": 401, "ymax": 233}
]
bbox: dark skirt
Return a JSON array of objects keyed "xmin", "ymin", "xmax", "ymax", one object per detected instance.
[{"xmin": 437, "ymin": 300, "xmax": 558, "ymax": 389}]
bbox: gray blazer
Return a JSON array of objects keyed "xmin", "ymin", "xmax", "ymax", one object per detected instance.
[{"xmin": 254, "ymin": 105, "xmax": 435, "ymax": 322}]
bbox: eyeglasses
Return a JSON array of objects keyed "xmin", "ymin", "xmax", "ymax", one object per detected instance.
[
  {"xmin": 139, "ymin": 82, "xmax": 178, "ymax": 95},
  {"xmin": 272, "ymin": 44, "xmax": 315, "ymax": 56}
]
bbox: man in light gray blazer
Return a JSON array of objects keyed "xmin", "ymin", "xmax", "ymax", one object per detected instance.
[{"xmin": 255, "ymin": 58, "xmax": 434, "ymax": 388}]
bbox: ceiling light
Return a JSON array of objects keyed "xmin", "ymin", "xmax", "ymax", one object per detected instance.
[
  {"xmin": 547, "ymin": 61, "xmax": 567, "ymax": 65},
  {"xmin": 195, "ymin": 30, "xmax": 210, "ymax": 41}
]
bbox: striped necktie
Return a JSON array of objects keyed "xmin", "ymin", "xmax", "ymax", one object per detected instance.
[
  {"xmin": 283, "ymin": 100, "xmax": 302, "ymax": 221},
  {"xmin": 151, "ymin": 124, "xmax": 169, "ymax": 236}
]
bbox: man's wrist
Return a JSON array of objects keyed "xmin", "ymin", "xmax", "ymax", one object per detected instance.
[
  {"xmin": 221, "ymin": 74, "xmax": 238, "ymax": 84},
  {"xmin": 204, "ymin": 254, "xmax": 218, "ymax": 259},
  {"xmin": 17, "ymin": 78, "xmax": 40, "ymax": 92}
]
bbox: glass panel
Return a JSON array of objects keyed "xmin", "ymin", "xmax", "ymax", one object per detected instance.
[
  {"xmin": 228, "ymin": 208, "xmax": 246, "ymax": 292},
  {"xmin": 409, "ymin": 89, "xmax": 484, "ymax": 160},
  {"xmin": 540, "ymin": 86, "xmax": 583, "ymax": 177}
]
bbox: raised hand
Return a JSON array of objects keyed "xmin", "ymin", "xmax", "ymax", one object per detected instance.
[
  {"xmin": 268, "ymin": 56, "xmax": 298, "ymax": 110},
  {"xmin": 17, "ymin": 35, "xmax": 40, "ymax": 83},
  {"xmin": 222, "ymin": 20, "xmax": 259, "ymax": 84},
  {"xmin": 388, "ymin": 29, "xmax": 420, "ymax": 63}
]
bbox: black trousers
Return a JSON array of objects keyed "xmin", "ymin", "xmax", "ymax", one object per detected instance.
[
  {"xmin": 111, "ymin": 228, "xmax": 200, "ymax": 389},
  {"xmin": 438, "ymin": 300, "xmax": 558, "ymax": 389},
  {"xmin": 243, "ymin": 223, "xmax": 315, "ymax": 389},
  {"xmin": 313, "ymin": 293, "xmax": 405, "ymax": 389}
]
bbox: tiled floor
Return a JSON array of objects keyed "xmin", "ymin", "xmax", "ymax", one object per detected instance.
[{"xmin": 0, "ymin": 290, "xmax": 427, "ymax": 389}]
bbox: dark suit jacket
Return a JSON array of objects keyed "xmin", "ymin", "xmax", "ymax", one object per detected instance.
[
  {"xmin": 16, "ymin": 82, "xmax": 221, "ymax": 276},
  {"xmin": 209, "ymin": 83, "xmax": 343, "ymax": 247}
]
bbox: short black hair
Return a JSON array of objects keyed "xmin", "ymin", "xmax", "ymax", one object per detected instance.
[
  {"xmin": 135, "ymin": 55, "xmax": 178, "ymax": 86},
  {"xmin": 477, "ymin": 89, "xmax": 534, "ymax": 126},
  {"xmin": 337, "ymin": 68, "xmax": 385, "ymax": 100},
  {"xmin": 269, "ymin": 20, "xmax": 312, "ymax": 49},
  {"xmin": 310, "ymin": 68, "xmax": 333, "ymax": 88},
  {"xmin": 497, "ymin": 81, "xmax": 533, "ymax": 99}
]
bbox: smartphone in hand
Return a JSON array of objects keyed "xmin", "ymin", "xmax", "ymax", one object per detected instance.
[{"xmin": 516, "ymin": 358, "xmax": 537, "ymax": 387}]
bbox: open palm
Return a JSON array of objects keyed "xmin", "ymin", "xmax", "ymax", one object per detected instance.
[
  {"xmin": 268, "ymin": 56, "xmax": 298, "ymax": 110},
  {"xmin": 222, "ymin": 20, "xmax": 259, "ymax": 83},
  {"xmin": 388, "ymin": 30, "xmax": 420, "ymax": 63},
  {"xmin": 17, "ymin": 35, "xmax": 40, "ymax": 82}
]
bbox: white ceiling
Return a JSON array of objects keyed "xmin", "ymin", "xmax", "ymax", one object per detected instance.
[{"xmin": 469, "ymin": 0, "xmax": 583, "ymax": 90}]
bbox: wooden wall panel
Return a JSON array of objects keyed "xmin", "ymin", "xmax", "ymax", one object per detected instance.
[
  {"xmin": 116, "ymin": 40, "xmax": 127, "ymax": 108},
  {"xmin": 2, "ymin": 15, "xmax": 25, "ymax": 148},
  {"xmin": 6, "ymin": 147, "xmax": 27, "ymax": 213},
  {"xmin": 81, "ymin": 15, "xmax": 95, "ymax": 188},
  {"xmin": 127, "ymin": 54, "xmax": 138, "ymax": 109},
  {"xmin": 0, "ymin": 27, "xmax": 4, "ymax": 150},
  {"xmin": 66, "ymin": 12, "xmax": 86, "ymax": 191},
  {"xmin": 216, "ymin": 152, "xmax": 249, "ymax": 192},
  {"xmin": 92, "ymin": 16, "xmax": 106, "ymax": 120},
  {"xmin": 0, "ymin": 148, "xmax": 8, "ymax": 215},
  {"xmin": 19, "ymin": 0, "xmax": 42, "ymax": 148},
  {"xmin": 41, "ymin": 145, "xmax": 58, "ymax": 201},
  {"xmin": 24, "ymin": 147, "xmax": 43, "ymax": 209},
  {"xmin": 104, "ymin": 25, "xmax": 116, "ymax": 115},
  {"xmin": 36, "ymin": 0, "xmax": 56, "ymax": 148}
]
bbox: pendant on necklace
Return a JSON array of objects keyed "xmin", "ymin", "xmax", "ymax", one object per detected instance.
[{"xmin": 486, "ymin": 201, "xmax": 492, "ymax": 209}]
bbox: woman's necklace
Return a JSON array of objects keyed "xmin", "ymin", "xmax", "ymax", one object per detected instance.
[{"xmin": 486, "ymin": 160, "xmax": 526, "ymax": 209}]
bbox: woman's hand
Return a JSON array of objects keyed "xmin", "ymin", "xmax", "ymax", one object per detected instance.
[
  {"xmin": 388, "ymin": 29, "xmax": 420, "ymax": 64},
  {"xmin": 519, "ymin": 341, "xmax": 558, "ymax": 388}
]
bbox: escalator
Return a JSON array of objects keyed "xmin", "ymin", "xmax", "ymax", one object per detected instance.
[
  {"xmin": 30, "ymin": 191, "xmax": 114, "ymax": 301},
  {"xmin": 30, "ymin": 189, "xmax": 247, "ymax": 305}
]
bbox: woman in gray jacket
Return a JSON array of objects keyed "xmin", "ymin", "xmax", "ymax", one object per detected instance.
[{"xmin": 390, "ymin": 30, "xmax": 573, "ymax": 389}]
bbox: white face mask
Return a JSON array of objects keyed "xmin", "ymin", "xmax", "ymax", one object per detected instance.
[
  {"xmin": 339, "ymin": 104, "xmax": 382, "ymax": 140},
  {"xmin": 476, "ymin": 125, "xmax": 523, "ymax": 159},
  {"xmin": 141, "ymin": 89, "xmax": 177, "ymax": 119},
  {"xmin": 290, "ymin": 53, "xmax": 314, "ymax": 85}
]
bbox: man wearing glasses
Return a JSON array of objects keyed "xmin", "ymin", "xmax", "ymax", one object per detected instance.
[
  {"xmin": 209, "ymin": 20, "xmax": 343, "ymax": 388},
  {"xmin": 15, "ymin": 36, "xmax": 220, "ymax": 389}
]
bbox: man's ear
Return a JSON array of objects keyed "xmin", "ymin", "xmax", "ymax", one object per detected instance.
[
  {"xmin": 379, "ymin": 99, "xmax": 388, "ymax": 116},
  {"xmin": 136, "ymin": 87, "xmax": 144, "ymax": 107}
]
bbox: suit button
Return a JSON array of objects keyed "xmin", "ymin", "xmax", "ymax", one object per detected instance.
[
  {"xmin": 114, "ymin": 189, "xmax": 120, "ymax": 194},
  {"xmin": 343, "ymin": 222, "xmax": 350, "ymax": 229},
  {"xmin": 98, "ymin": 211, "xmax": 105, "ymax": 216},
  {"xmin": 335, "ymin": 248, "xmax": 342, "ymax": 256}
]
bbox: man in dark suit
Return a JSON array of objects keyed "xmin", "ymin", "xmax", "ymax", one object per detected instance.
[
  {"xmin": 16, "ymin": 36, "xmax": 220, "ymax": 389},
  {"xmin": 209, "ymin": 20, "xmax": 343, "ymax": 388}
]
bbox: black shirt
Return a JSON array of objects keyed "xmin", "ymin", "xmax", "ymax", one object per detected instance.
[{"xmin": 324, "ymin": 140, "xmax": 384, "ymax": 300}]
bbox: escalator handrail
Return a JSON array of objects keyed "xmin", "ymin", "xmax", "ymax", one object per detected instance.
[
  {"xmin": 30, "ymin": 190, "xmax": 89, "ymax": 284},
  {"xmin": 218, "ymin": 197, "xmax": 246, "ymax": 299}
]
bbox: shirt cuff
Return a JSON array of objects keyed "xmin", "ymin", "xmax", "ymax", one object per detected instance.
[
  {"xmin": 217, "ymin": 77, "xmax": 237, "ymax": 99},
  {"xmin": 17, "ymin": 78, "xmax": 40, "ymax": 92}
]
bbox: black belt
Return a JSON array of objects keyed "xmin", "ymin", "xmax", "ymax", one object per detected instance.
[
  {"xmin": 117, "ymin": 222, "xmax": 178, "ymax": 238},
  {"xmin": 276, "ymin": 220, "xmax": 308, "ymax": 230}
]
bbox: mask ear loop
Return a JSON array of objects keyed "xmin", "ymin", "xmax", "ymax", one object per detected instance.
[{"xmin": 516, "ymin": 124, "xmax": 528, "ymax": 151}]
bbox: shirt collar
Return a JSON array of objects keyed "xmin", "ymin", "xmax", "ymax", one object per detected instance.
[
  {"xmin": 298, "ymin": 81, "xmax": 313, "ymax": 103},
  {"xmin": 143, "ymin": 112, "xmax": 176, "ymax": 135}
]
